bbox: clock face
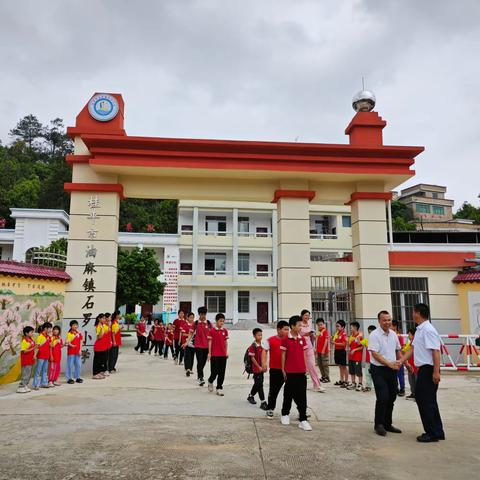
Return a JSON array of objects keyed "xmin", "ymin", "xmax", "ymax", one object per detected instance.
[{"xmin": 88, "ymin": 94, "xmax": 119, "ymax": 122}]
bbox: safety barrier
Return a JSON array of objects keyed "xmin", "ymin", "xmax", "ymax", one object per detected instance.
[{"xmin": 438, "ymin": 335, "xmax": 480, "ymax": 372}]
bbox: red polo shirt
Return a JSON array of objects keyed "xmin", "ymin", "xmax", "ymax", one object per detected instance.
[
  {"xmin": 66, "ymin": 331, "xmax": 83, "ymax": 356},
  {"xmin": 36, "ymin": 333, "xmax": 51, "ymax": 360},
  {"xmin": 208, "ymin": 327, "xmax": 229, "ymax": 357},
  {"xmin": 191, "ymin": 320, "xmax": 210, "ymax": 349},
  {"xmin": 136, "ymin": 321, "xmax": 146, "ymax": 337},
  {"xmin": 180, "ymin": 320, "xmax": 193, "ymax": 343},
  {"xmin": 316, "ymin": 328, "xmax": 329, "ymax": 354},
  {"xmin": 173, "ymin": 318, "xmax": 182, "ymax": 340},
  {"xmin": 266, "ymin": 335, "xmax": 283, "ymax": 370},
  {"xmin": 51, "ymin": 336, "xmax": 63, "ymax": 363},
  {"xmin": 165, "ymin": 331, "xmax": 174, "ymax": 345},
  {"xmin": 248, "ymin": 342, "xmax": 264, "ymax": 374},
  {"xmin": 154, "ymin": 325, "xmax": 165, "ymax": 341},
  {"xmin": 280, "ymin": 334, "xmax": 308, "ymax": 373},
  {"xmin": 348, "ymin": 333, "xmax": 363, "ymax": 362},
  {"xmin": 112, "ymin": 320, "xmax": 122, "ymax": 346},
  {"xmin": 334, "ymin": 330, "xmax": 347, "ymax": 350}
]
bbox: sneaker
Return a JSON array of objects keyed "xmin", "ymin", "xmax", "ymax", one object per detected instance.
[
  {"xmin": 298, "ymin": 421, "xmax": 312, "ymax": 431},
  {"xmin": 186, "ymin": 370, "xmax": 191, "ymax": 377},
  {"xmin": 179, "ymin": 361, "xmax": 183, "ymax": 366},
  {"xmin": 397, "ymin": 389, "xmax": 405, "ymax": 397},
  {"xmin": 92, "ymin": 374, "xmax": 103, "ymax": 380},
  {"xmin": 109, "ymin": 370, "xmax": 116, "ymax": 374},
  {"xmin": 334, "ymin": 381, "xmax": 342, "ymax": 386},
  {"xmin": 33, "ymin": 386, "xmax": 39, "ymax": 391},
  {"xmin": 53, "ymin": 382, "xmax": 62, "ymax": 386},
  {"xmin": 323, "ymin": 378, "xmax": 331, "ymax": 383},
  {"xmin": 247, "ymin": 395, "xmax": 257, "ymax": 405},
  {"xmin": 315, "ymin": 385, "xmax": 326, "ymax": 393},
  {"xmin": 281, "ymin": 415, "xmax": 290, "ymax": 425},
  {"xmin": 76, "ymin": 378, "xmax": 84, "ymax": 384},
  {"xmin": 16, "ymin": 386, "xmax": 28, "ymax": 394},
  {"xmin": 103, "ymin": 371, "xmax": 110, "ymax": 377},
  {"xmin": 266, "ymin": 410, "xmax": 274, "ymax": 418},
  {"xmin": 208, "ymin": 383, "xmax": 214, "ymax": 393},
  {"xmin": 405, "ymin": 394, "xmax": 416, "ymax": 401},
  {"xmin": 216, "ymin": 389, "xmax": 224, "ymax": 396},
  {"xmin": 199, "ymin": 379, "xmax": 205, "ymax": 387},
  {"xmin": 41, "ymin": 385, "xmax": 50, "ymax": 389},
  {"xmin": 356, "ymin": 384, "xmax": 363, "ymax": 392},
  {"xmin": 67, "ymin": 379, "xmax": 75, "ymax": 385},
  {"xmin": 48, "ymin": 382, "xmax": 55, "ymax": 388},
  {"xmin": 260, "ymin": 401, "xmax": 268, "ymax": 411},
  {"xmin": 363, "ymin": 387, "xmax": 372, "ymax": 392},
  {"xmin": 346, "ymin": 383, "xmax": 356, "ymax": 390}
]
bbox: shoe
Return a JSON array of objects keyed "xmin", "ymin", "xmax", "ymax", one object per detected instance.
[
  {"xmin": 53, "ymin": 382, "xmax": 62, "ymax": 386},
  {"xmin": 179, "ymin": 361, "xmax": 184, "ymax": 366},
  {"xmin": 266, "ymin": 410, "xmax": 274, "ymax": 418},
  {"xmin": 417, "ymin": 434, "xmax": 438, "ymax": 443},
  {"xmin": 109, "ymin": 370, "xmax": 116, "ymax": 374},
  {"xmin": 208, "ymin": 383, "xmax": 214, "ymax": 392},
  {"xmin": 41, "ymin": 385, "xmax": 50, "ymax": 389},
  {"xmin": 216, "ymin": 389, "xmax": 224, "ymax": 396},
  {"xmin": 48, "ymin": 382, "xmax": 54, "ymax": 388},
  {"xmin": 436, "ymin": 434, "xmax": 446, "ymax": 441},
  {"xmin": 356, "ymin": 384, "xmax": 363, "ymax": 392},
  {"xmin": 92, "ymin": 374, "xmax": 103, "ymax": 380},
  {"xmin": 76, "ymin": 378, "xmax": 84, "ymax": 384},
  {"xmin": 334, "ymin": 381, "xmax": 342, "ymax": 386},
  {"xmin": 199, "ymin": 379, "xmax": 205, "ymax": 387},
  {"xmin": 281, "ymin": 415, "xmax": 290, "ymax": 425},
  {"xmin": 363, "ymin": 387, "xmax": 371, "ymax": 392},
  {"xmin": 260, "ymin": 401, "xmax": 268, "ymax": 411},
  {"xmin": 67, "ymin": 379, "xmax": 75, "ymax": 385},
  {"xmin": 186, "ymin": 370, "xmax": 191, "ymax": 377},
  {"xmin": 405, "ymin": 394, "xmax": 415, "ymax": 401},
  {"xmin": 33, "ymin": 386, "xmax": 39, "ymax": 391},
  {"xmin": 374, "ymin": 425, "xmax": 387, "ymax": 436},
  {"xmin": 315, "ymin": 386, "xmax": 326, "ymax": 393},
  {"xmin": 103, "ymin": 371, "xmax": 110, "ymax": 377},
  {"xmin": 298, "ymin": 421, "xmax": 312, "ymax": 431},
  {"xmin": 148, "ymin": 351, "xmax": 151, "ymax": 355},
  {"xmin": 16, "ymin": 386, "xmax": 28, "ymax": 394},
  {"xmin": 385, "ymin": 426, "xmax": 402, "ymax": 434},
  {"xmin": 398, "ymin": 389, "xmax": 405, "ymax": 397},
  {"xmin": 324, "ymin": 378, "xmax": 331, "ymax": 383},
  {"xmin": 346, "ymin": 383, "xmax": 356, "ymax": 390},
  {"xmin": 247, "ymin": 395, "xmax": 257, "ymax": 405}
]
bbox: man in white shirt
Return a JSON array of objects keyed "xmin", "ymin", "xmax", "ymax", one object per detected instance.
[
  {"xmin": 368, "ymin": 310, "xmax": 402, "ymax": 437},
  {"xmin": 399, "ymin": 303, "xmax": 445, "ymax": 443}
]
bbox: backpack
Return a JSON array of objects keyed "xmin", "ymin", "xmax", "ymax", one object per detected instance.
[{"xmin": 243, "ymin": 342, "xmax": 257, "ymax": 377}]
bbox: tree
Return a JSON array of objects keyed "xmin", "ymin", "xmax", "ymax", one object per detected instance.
[
  {"xmin": 42, "ymin": 118, "xmax": 71, "ymax": 156},
  {"xmin": 9, "ymin": 115, "xmax": 44, "ymax": 149},
  {"xmin": 119, "ymin": 199, "xmax": 178, "ymax": 233},
  {"xmin": 390, "ymin": 200, "xmax": 416, "ymax": 231},
  {"xmin": 116, "ymin": 248, "xmax": 164, "ymax": 308},
  {"xmin": 454, "ymin": 202, "xmax": 480, "ymax": 224}
]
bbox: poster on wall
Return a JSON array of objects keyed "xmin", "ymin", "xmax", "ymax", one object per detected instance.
[
  {"xmin": 162, "ymin": 247, "xmax": 179, "ymax": 321},
  {"xmin": 467, "ymin": 292, "xmax": 480, "ymax": 336}
]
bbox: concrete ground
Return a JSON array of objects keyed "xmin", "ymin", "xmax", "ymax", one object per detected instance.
[{"xmin": 1, "ymin": 329, "xmax": 479, "ymax": 480}]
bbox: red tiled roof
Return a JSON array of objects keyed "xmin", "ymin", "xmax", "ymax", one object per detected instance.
[
  {"xmin": 0, "ymin": 261, "xmax": 70, "ymax": 282},
  {"xmin": 452, "ymin": 271, "xmax": 480, "ymax": 283}
]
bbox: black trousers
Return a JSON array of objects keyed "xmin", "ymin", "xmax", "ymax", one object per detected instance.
[
  {"xmin": 208, "ymin": 356, "xmax": 227, "ymax": 389},
  {"xmin": 135, "ymin": 336, "xmax": 146, "ymax": 353},
  {"xmin": 416, "ymin": 365, "xmax": 444, "ymax": 437},
  {"xmin": 93, "ymin": 350, "xmax": 107, "ymax": 375},
  {"xmin": 267, "ymin": 368, "xmax": 285, "ymax": 411},
  {"xmin": 184, "ymin": 346, "xmax": 195, "ymax": 371},
  {"xmin": 164, "ymin": 344, "xmax": 174, "ymax": 358},
  {"xmin": 281, "ymin": 372, "xmax": 307, "ymax": 421},
  {"xmin": 370, "ymin": 364, "xmax": 398, "ymax": 428},
  {"xmin": 174, "ymin": 340, "xmax": 185, "ymax": 362},
  {"xmin": 108, "ymin": 346, "xmax": 119, "ymax": 371},
  {"xmin": 249, "ymin": 372, "xmax": 265, "ymax": 401},
  {"xmin": 195, "ymin": 348, "xmax": 209, "ymax": 379}
]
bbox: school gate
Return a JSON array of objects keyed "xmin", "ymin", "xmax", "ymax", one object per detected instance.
[{"xmin": 62, "ymin": 92, "xmax": 423, "ymax": 357}]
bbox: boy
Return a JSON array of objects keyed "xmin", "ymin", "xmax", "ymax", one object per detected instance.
[
  {"xmin": 247, "ymin": 328, "xmax": 268, "ymax": 410},
  {"xmin": 280, "ymin": 315, "xmax": 312, "ymax": 431},
  {"xmin": 332, "ymin": 320, "xmax": 348, "ymax": 387},
  {"xmin": 264, "ymin": 320, "xmax": 290, "ymax": 418},
  {"xmin": 347, "ymin": 321, "xmax": 364, "ymax": 391},
  {"xmin": 185, "ymin": 306, "xmax": 211, "ymax": 386},
  {"xmin": 404, "ymin": 327, "xmax": 417, "ymax": 401},
  {"xmin": 173, "ymin": 309, "xmax": 185, "ymax": 364},
  {"xmin": 315, "ymin": 318, "xmax": 330, "ymax": 383},
  {"xmin": 66, "ymin": 320, "xmax": 83, "ymax": 384},
  {"xmin": 32, "ymin": 322, "xmax": 53, "ymax": 390},
  {"xmin": 207, "ymin": 313, "xmax": 229, "ymax": 396},
  {"xmin": 360, "ymin": 325, "xmax": 376, "ymax": 392},
  {"xmin": 17, "ymin": 326, "xmax": 36, "ymax": 393},
  {"xmin": 182, "ymin": 312, "xmax": 195, "ymax": 376},
  {"xmin": 392, "ymin": 319, "xmax": 406, "ymax": 396}
]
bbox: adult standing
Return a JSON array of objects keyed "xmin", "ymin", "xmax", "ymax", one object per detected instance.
[
  {"xmin": 300, "ymin": 309, "xmax": 325, "ymax": 393},
  {"xmin": 368, "ymin": 310, "xmax": 402, "ymax": 436},
  {"xmin": 399, "ymin": 303, "xmax": 445, "ymax": 443}
]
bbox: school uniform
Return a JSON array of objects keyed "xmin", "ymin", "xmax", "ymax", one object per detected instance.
[
  {"xmin": 151, "ymin": 325, "xmax": 165, "ymax": 355},
  {"xmin": 264, "ymin": 335, "xmax": 284, "ymax": 411},
  {"xmin": 333, "ymin": 330, "xmax": 347, "ymax": 365},
  {"xmin": 32, "ymin": 333, "xmax": 51, "ymax": 388},
  {"xmin": 316, "ymin": 328, "xmax": 330, "ymax": 381},
  {"xmin": 164, "ymin": 331, "xmax": 175, "ymax": 358},
  {"xmin": 66, "ymin": 330, "xmax": 83, "ymax": 381},
  {"xmin": 280, "ymin": 333, "xmax": 309, "ymax": 421},
  {"xmin": 182, "ymin": 321, "xmax": 195, "ymax": 372},
  {"xmin": 207, "ymin": 327, "xmax": 229, "ymax": 390},
  {"xmin": 19, "ymin": 337, "xmax": 35, "ymax": 389},
  {"xmin": 48, "ymin": 336, "xmax": 63, "ymax": 383},
  {"xmin": 93, "ymin": 324, "xmax": 110, "ymax": 375},
  {"xmin": 190, "ymin": 320, "xmax": 210, "ymax": 381},
  {"xmin": 172, "ymin": 318, "xmax": 182, "ymax": 360},
  {"xmin": 348, "ymin": 332, "xmax": 364, "ymax": 377},
  {"xmin": 248, "ymin": 341, "xmax": 266, "ymax": 401},
  {"xmin": 109, "ymin": 320, "xmax": 121, "ymax": 371},
  {"xmin": 135, "ymin": 321, "xmax": 147, "ymax": 353}
]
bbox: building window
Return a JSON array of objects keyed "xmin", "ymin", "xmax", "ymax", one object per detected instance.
[
  {"xmin": 238, "ymin": 253, "xmax": 250, "ymax": 274},
  {"xmin": 342, "ymin": 215, "xmax": 351, "ymax": 228},
  {"xmin": 432, "ymin": 205, "xmax": 444, "ymax": 215},
  {"xmin": 432, "ymin": 192, "xmax": 438, "ymax": 199},
  {"xmin": 238, "ymin": 291, "xmax": 250, "ymax": 313},
  {"xmin": 204, "ymin": 252, "xmax": 226, "ymax": 274},
  {"xmin": 205, "ymin": 291, "xmax": 226, "ymax": 313},
  {"xmin": 415, "ymin": 203, "xmax": 430, "ymax": 214},
  {"xmin": 205, "ymin": 216, "xmax": 227, "ymax": 235},
  {"xmin": 181, "ymin": 225, "xmax": 193, "ymax": 235},
  {"xmin": 390, "ymin": 277, "xmax": 429, "ymax": 332},
  {"xmin": 238, "ymin": 216, "xmax": 249, "ymax": 235}
]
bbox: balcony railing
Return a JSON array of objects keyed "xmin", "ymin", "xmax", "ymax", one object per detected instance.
[
  {"xmin": 238, "ymin": 270, "xmax": 273, "ymax": 278},
  {"xmin": 179, "ymin": 270, "xmax": 193, "ymax": 275},
  {"xmin": 310, "ymin": 233, "xmax": 338, "ymax": 240},
  {"xmin": 238, "ymin": 232, "xmax": 272, "ymax": 238},
  {"xmin": 199, "ymin": 230, "xmax": 232, "ymax": 237}
]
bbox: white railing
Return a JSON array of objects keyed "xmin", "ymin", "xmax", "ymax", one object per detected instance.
[
  {"xmin": 202, "ymin": 270, "xmax": 229, "ymax": 276},
  {"xmin": 238, "ymin": 270, "xmax": 273, "ymax": 278},
  {"xmin": 238, "ymin": 232, "xmax": 272, "ymax": 238},
  {"xmin": 310, "ymin": 233, "xmax": 338, "ymax": 240},
  {"xmin": 199, "ymin": 230, "xmax": 232, "ymax": 237},
  {"xmin": 179, "ymin": 270, "xmax": 193, "ymax": 275}
]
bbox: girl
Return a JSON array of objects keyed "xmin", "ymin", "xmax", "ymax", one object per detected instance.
[
  {"xmin": 147, "ymin": 321, "xmax": 156, "ymax": 354},
  {"xmin": 93, "ymin": 314, "xmax": 108, "ymax": 379},
  {"xmin": 109, "ymin": 311, "xmax": 122, "ymax": 373},
  {"xmin": 134, "ymin": 315, "xmax": 147, "ymax": 353},
  {"xmin": 332, "ymin": 320, "xmax": 348, "ymax": 387},
  {"xmin": 300, "ymin": 309, "xmax": 325, "ymax": 393},
  {"xmin": 32, "ymin": 322, "xmax": 53, "ymax": 390},
  {"xmin": 48, "ymin": 325, "xmax": 64, "ymax": 387},
  {"xmin": 182, "ymin": 312, "xmax": 195, "ymax": 376},
  {"xmin": 164, "ymin": 324, "xmax": 175, "ymax": 359}
]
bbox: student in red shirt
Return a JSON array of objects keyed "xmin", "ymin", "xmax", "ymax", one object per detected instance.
[
  {"xmin": 347, "ymin": 321, "xmax": 364, "ymax": 391},
  {"xmin": 185, "ymin": 306, "xmax": 211, "ymax": 386},
  {"xmin": 148, "ymin": 319, "xmax": 162, "ymax": 356},
  {"xmin": 247, "ymin": 328, "xmax": 268, "ymax": 410},
  {"xmin": 32, "ymin": 322, "xmax": 52, "ymax": 390},
  {"xmin": 207, "ymin": 313, "xmax": 229, "ymax": 396},
  {"xmin": 173, "ymin": 309, "xmax": 185, "ymax": 364},
  {"xmin": 332, "ymin": 320, "xmax": 348, "ymax": 387},
  {"xmin": 66, "ymin": 320, "xmax": 83, "ymax": 384},
  {"xmin": 17, "ymin": 326, "xmax": 36, "ymax": 393},
  {"xmin": 181, "ymin": 312, "xmax": 195, "ymax": 376},
  {"xmin": 315, "ymin": 318, "xmax": 330, "ymax": 383},
  {"xmin": 264, "ymin": 320, "xmax": 290, "ymax": 418},
  {"xmin": 164, "ymin": 324, "xmax": 175, "ymax": 359},
  {"xmin": 93, "ymin": 314, "xmax": 109, "ymax": 379},
  {"xmin": 48, "ymin": 325, "xmax": 64, "ymax": 387},
  {"xmin": 108, "ymin": 310, "xmax": 122, "ymax": 373},
  {"xmin": 134, "ymin": 316, "xmax": 147, "ymax": 354},
  {"xmin": 280, "ymin": 315, "xmax": 311, "ymax": 431}
]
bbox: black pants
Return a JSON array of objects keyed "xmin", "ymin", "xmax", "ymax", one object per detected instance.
[
  {"xmin": 249, "ymin": 372, "xmax": 265, "ymax": 401},
  {"xmin": 108, "ymin": 346, "xmax": 119, "ymax": 371},
  {"xmin": 135, "ymin": 336, "xmax": 146, "ymax": 353},
  {"xmin": 164, "ymin": 344, "xmax": 174, "ymax": 358},
  {"xmin": 195, "ymin": 348, "xmax": 209, "ymax": 379},
  {"xmin": 370, "ymin": 364, "xmax": 398, "ymax": 428},
  {"xmin": 281, "ymin": 373, "xmax": 307, "ymax": 421},
  {"xmin": 416, "ymin": 365, "xmax": 444, "ymax": 437},
  {"xmin": 267, "ymin": 368, "xmax": 285, "ymax": 411},
  {"xmin": 208, "ymin": 356, "xmax": 227, "ymax": 389},
  {"xmin": 93, "ymin": 350, "xmax": 107, "ymax": 375},
  {"xmin": 174, "ymin": 339, "xmax": 182, "ymax": 360},
  {"xmin": 184, "ymin": 346, "xmax": 195, "ymax": 371}
]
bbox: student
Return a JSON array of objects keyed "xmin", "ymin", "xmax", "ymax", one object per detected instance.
[
  {"xmin": 17, "ymin": 326, "xmax": 36, "ymax": 393},
  {"xmin": 247, "ymin": 328, "xmax": 268, "ymax": 410},
  {"xmin": 360, "ymin": 325, "xmax": 376, "ymax": 392},
  {"xmin": 280, "ymin": 315, "xmax": 312, "ymax": 431},
  {"xmin": 32, "ymin": 322, "xmax": 52, "ymax": 390},
  {"xmin": 173, "ymin": 309, "xmax": 185, "ymax": 364},
  {"xmin": 185, "ymin": 307, "xmax": 211, "ymax": 386},
  {"xmin": 207, "ymin": 313, "xmax": 229, "ymax": 396},
  {"xmin": 182, "ymin": 312, "xmax": 196, "ymax": 376},
  {"xmin": 315, "ymin": 318, "xmax": 330, "ymax": 383},
  {"xmin": 332, "ymin": 320, "xmax": 348, "ymax": 387},
  {"xmin": 392, "ymin": 319, "xmax": 406, "ymax": 396},
  {"xmin": 109, "ymin": 310, "xmax": 122, "ymax": 372},
  {"xmin": 134, "ymin": 315, "xmax": 147, "ymax": 353},
  {"xmin": 147, "ymin": 322, "xmax": 156, "ymax": 354},
  {"xmin": 149, "ymin": 319, "xmax": 160, "ymax": 355},
  {"xmin": 48, "ymin": 325, "xmax": 64, "ymax": 387},
  {"xmin": 404, "ymin": 327, "xmax": 418, "ymax": 401},
  {"xmin": 264, "ymin": 320, "xmax": 290, "ymax": 418},
  {"xmin": 300, "ymin": 309, "xmax": 325, "ymax": 393},
  {"xmin": 93, "ymin": 314, "xmax": 108, "ymax": 379},
  {"xmin": 164, "ymin": 324, "xmax": 175, "ymax": 359},
  {"xmin": 65, "ymin": 320, "xmax": 83, "ymax": 384},
  {"xmin": 347, "ymin": 321, "xmax": 364, "ymax": 391},
  {"xmin": 155, "ymin": 320, "xmax": 166, "ymax": 357}
]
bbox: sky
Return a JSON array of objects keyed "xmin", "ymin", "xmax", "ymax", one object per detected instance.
[{"xmin": 0, "ymin": 0, "xmax": 479, "ymax": 209}]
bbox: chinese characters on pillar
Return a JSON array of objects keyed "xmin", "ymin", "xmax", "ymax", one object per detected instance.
[{"xmin": 162, "ymin": 250, "xmax": 179, "ymax": 314}]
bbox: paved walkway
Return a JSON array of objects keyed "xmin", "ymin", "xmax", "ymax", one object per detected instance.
[{"xmin": 1, "ymin": 330, "xmax": 479, "ymax": 479}]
